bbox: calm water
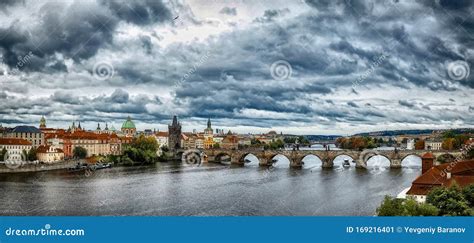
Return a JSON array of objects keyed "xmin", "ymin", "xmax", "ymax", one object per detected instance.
[{"xmin": 0, "ymin": 156, "xmax": 421, "ymax": 216}]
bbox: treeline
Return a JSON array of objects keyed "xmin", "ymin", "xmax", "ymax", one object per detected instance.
[
  {"xmin": 441, "ymin": 131, "xmax": 470, "ymax": 150},
  {"xmin": 377, "ymin": 184, "xmax": 474, "ymax": 216},
  {"xmin": 335, "ymin": 137, "xmax": 396, "ymax": 150}
]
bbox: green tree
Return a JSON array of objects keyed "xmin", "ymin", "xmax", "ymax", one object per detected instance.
[
  {"xmin": 73, "ymin": 146, "xmax": 87, "ymax": 159},
  {"xmin": 213, "ymin": 143, "xmax": 220, "ymax": 149},
  {"xmin": 160, "ymin": 145, "xmax": 169, "ymax": 152},
  {"xmin": 122, "ymin": 134, "xmax": 159, "ymax": 164},
  {"xmin": 0, "ymin": 147, "xmax": 6, "ymax": 161},
  {"xmin": 462, "ymin": 184, "xmax": 474, "ymax": 208},
  {"xmin": 426, "ymin": 185, "xmax": 471, "ymax": 216},
  {"xmin": 376, "ymin": 196, "xmax": 405, "ymax": 216},
  {"xmin": 27, "ymin": 147, "xmax": 37, "ymax": 161},
  {"xmin": 402, "ymin": 199, "xmax": 439, "ymax": 216},
  {"xmin": 376, "ymin": 196, "xmax": 438, "ymax": 216}
]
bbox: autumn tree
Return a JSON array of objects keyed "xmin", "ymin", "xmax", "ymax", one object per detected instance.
[{"xmin": 415, "ymin": 140, "xmax": 425, "ymax": 150}]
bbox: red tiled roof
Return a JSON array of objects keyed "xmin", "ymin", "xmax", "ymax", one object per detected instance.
[
  {"xmin": 37, "ymin": 145, "xmax": 64, "ymax": 153},
  {"xmin": 421, "ymin": 152, "xmax": 435, "ymax": 159},
  {"xmin": 0, "ymin": 138, "xmax": 32, "ymax": 146},
  {"xmin": 407, "ymin": 160, "xmax": 474, "ymax": 195},
  {"xmin": 155, "ymin": 131, "xmax": 168, "ymax": 137}
]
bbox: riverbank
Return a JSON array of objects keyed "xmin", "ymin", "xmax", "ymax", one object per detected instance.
[{"xmin": 0, "ymin": 160, "xmax": 83, "ymax": 174}]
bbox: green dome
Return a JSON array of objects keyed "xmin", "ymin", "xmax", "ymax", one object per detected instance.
[{"xmin": 122, "ymin": 116, "xmax": 136, "ymax": 129}]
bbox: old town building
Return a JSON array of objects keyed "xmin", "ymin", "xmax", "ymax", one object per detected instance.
[
  {"xmin": 45, "ymin": 129, "xmax": 124, "ymax": 158},
  {"xmin": 0, "ymin": 138, "xmax": 32, "ymax": 161},
  {"xmin": 36, "ymin": 145, "xmax": 64, "ymax": 163},
  {"xmin": 5, "ymin": 126, "xmax": 44, "ymax": 148},
  {"xmin": 221, "ymin": 131, "xmax": 239, "ymax": 150},
  {"xmin": 424, "ymin": 138, "xmax": 443, "ymax": 150},
  {"xmin": 121, "ymin": 116, "xmax": 137, "ymax": 137},
  {"xmin": 203, "ymin": 118, "xmax": 214, "ymax": 149},
  {"xmin": 406, "ymin": 153, "xmax": 474, "ymax": 203}
]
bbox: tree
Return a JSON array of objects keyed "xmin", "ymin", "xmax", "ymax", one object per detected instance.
[
  {"xmin": 402, "ymin": 199, "xmax": 439, "ymax": 216},
  {"xmin": 122, "ymin": 134, "xmax": 159, "ymax": 164},
  {"xmin": 426, "ymin": 185, "xmax": 471, "ymax": 216},
  {"xmin": 376, "ymin": 196, "xmax": 438, "ymax": 216},
  {"xmin": 415, "ymin": 140, "xmax": 425, "ymax": 150},
  {"xmin": 462, "ymin": 184, "xmax": 474, "ymax": 208},
  {"xmin": 213, "ymin": 143, "xmax": 220, "ymax": 149},
  {"xmin": 376, "ymin": 196, "xmax": 404, "ymax": 216},
  {"xmin": 73, "ymin": 146, "xmax": 87, "ymax": 159},
  {"xmin": 442, "ymin": 138, "xmax": 456, "ymax": 150},
  {"xmin": 160, "ymin": 145, "xmax": 169, "ymax": 153},
  {"xmin": 27, "ymin": 147, "xmax": 37, "ymax": 161},
  {"xmin": 0, "ymin": 148, "xmax": 6, "ymax": 161}
]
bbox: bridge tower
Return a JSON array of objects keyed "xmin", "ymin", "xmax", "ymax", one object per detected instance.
[{"xmin": 168, "ymin": 116, "xmax": 182, "ymax": 154}]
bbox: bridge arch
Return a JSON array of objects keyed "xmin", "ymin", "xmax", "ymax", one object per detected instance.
[
  {"xmin": 239, "ymin": 153, "xmax": 260, "ymax": 165},
  {"xmin": 401, "ymin": 154, "xmax": 422, "ymax": 167},
  {"xmin": 332, "ymin": 154, "xmax": 357, "ymax": 167},
  {"xmin": 214, "ymin": 152, "xmax": 233, "ymax": 164},
  {"xmin": 365, "ymin": 154, "xmax": 391, "ymax": 167},
  {"xmin": 269, "ymin": 154, "xmax": 291, "ymax": 168},
  {"xmin": 300, "ymin": 154, "xmax": 323, "ymax": 169}
]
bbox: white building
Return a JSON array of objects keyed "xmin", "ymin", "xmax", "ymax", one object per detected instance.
[
  {"xmin": 406, "ymin": 139, "xmax": 415, "ymax": 150},
  {"xmin": 0, "ymin": 138, "xmax": 32, "ymax": 162},
  {"xmin": 155, "ymin": 132, "xmax": 168, "ymax": 148},
  {"xmin": 424, "ymin": 139, "xmax": 443, "ymax": 150},
  {"xmin": 36, "ymin": 145, "xmax": 64, "ymax": 164}
]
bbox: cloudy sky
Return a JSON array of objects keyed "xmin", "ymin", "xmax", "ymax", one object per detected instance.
[{"xmin": 0, "ymin": 0, "xmax": 473, "ymax": 135}]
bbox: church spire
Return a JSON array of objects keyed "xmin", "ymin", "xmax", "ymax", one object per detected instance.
[{"xmin": 207, "ymin": 118, "xmax": 211, "ymax": 129}]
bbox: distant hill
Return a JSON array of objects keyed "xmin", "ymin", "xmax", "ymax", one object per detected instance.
[{"xmin": 353, "ymin": 128, "xmax": 474, "ymax": 137}]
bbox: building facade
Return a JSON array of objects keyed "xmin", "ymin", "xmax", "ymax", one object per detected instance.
[
  {"xmin": 424, "ymin": 139, "xmax": 443, "ymax": 150},
  {"xmin": 5, "ymin": 126, "xmax": 44, "ymax": 148},
  {"xmin": 203, "ymin": 118, "xmax": 214, "ymax": 149},
  {"xmin": 36, "ymin": 145, "xmax": 64, "ymax": 163},
  {"xmin": 121, "ymin": 116, "xmax": 137, "ymax": 137},
  {"xmin": 0, "ymin": 138, "xmax": 32, "ymax": 161}
]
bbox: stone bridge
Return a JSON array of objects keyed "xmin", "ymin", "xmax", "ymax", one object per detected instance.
[{"xmin": 188, "ymin": 148, "xmax": 462, "ymax": 168}]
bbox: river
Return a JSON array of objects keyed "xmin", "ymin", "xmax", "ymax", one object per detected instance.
[{"xmin": 0, "ymin": 155, "xmax": 421, "ymax": 216}]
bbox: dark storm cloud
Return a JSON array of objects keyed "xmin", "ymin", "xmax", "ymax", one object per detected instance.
[
  {"xmin": 100, "ymin": 0, "xmax": 172, "ymax": 25},
  {"xmin": 219, "ymin": 7, "xmax": 237, "ymax": 16},
  {"xmin": 0, "ymin": 0, "xmax": 171, "ymax": 72},
  {"xmin": 398, "ymin": 100, "xmax": 415, "ymax": 108},
  {"xmin": 0, "ymin": 0, "xmax": 473, "ymax": 132}
]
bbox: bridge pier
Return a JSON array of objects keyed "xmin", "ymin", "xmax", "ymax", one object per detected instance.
[{"xmin": 390, "ymin": 159, "xmax": 402, "ymax": 168}]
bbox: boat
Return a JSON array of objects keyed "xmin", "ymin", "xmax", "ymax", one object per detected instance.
[
  {"xmin": 68, "ymin": 162, "xmax": 89, "ymax": 172},
  {"xmin": 92, "ymin": 162, "xmax": 112, "ymax": 170},
  {"xmin": 68, "ymin": 162, "xmax": 111, "ymax": 172},
  {"xmin": 343, "ymin": 159, "xmax": 351, "ymax": 167}
]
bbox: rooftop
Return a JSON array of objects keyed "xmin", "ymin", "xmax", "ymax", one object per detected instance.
[
  {"xmin": 0, "ymin": 138, "xmax": 32, "ymax": 146},
  {"xmin": 11, "ymin": 126, "xmax": 41, "ymax": 133},
  {"xmin": 407, "ymin": 159, "xmax": 474, "ymax": 195}
]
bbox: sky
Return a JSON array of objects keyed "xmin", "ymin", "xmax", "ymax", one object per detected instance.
[{"xmin": 0, "ymin": 0, "xmax": 473, "ymax": 135}]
